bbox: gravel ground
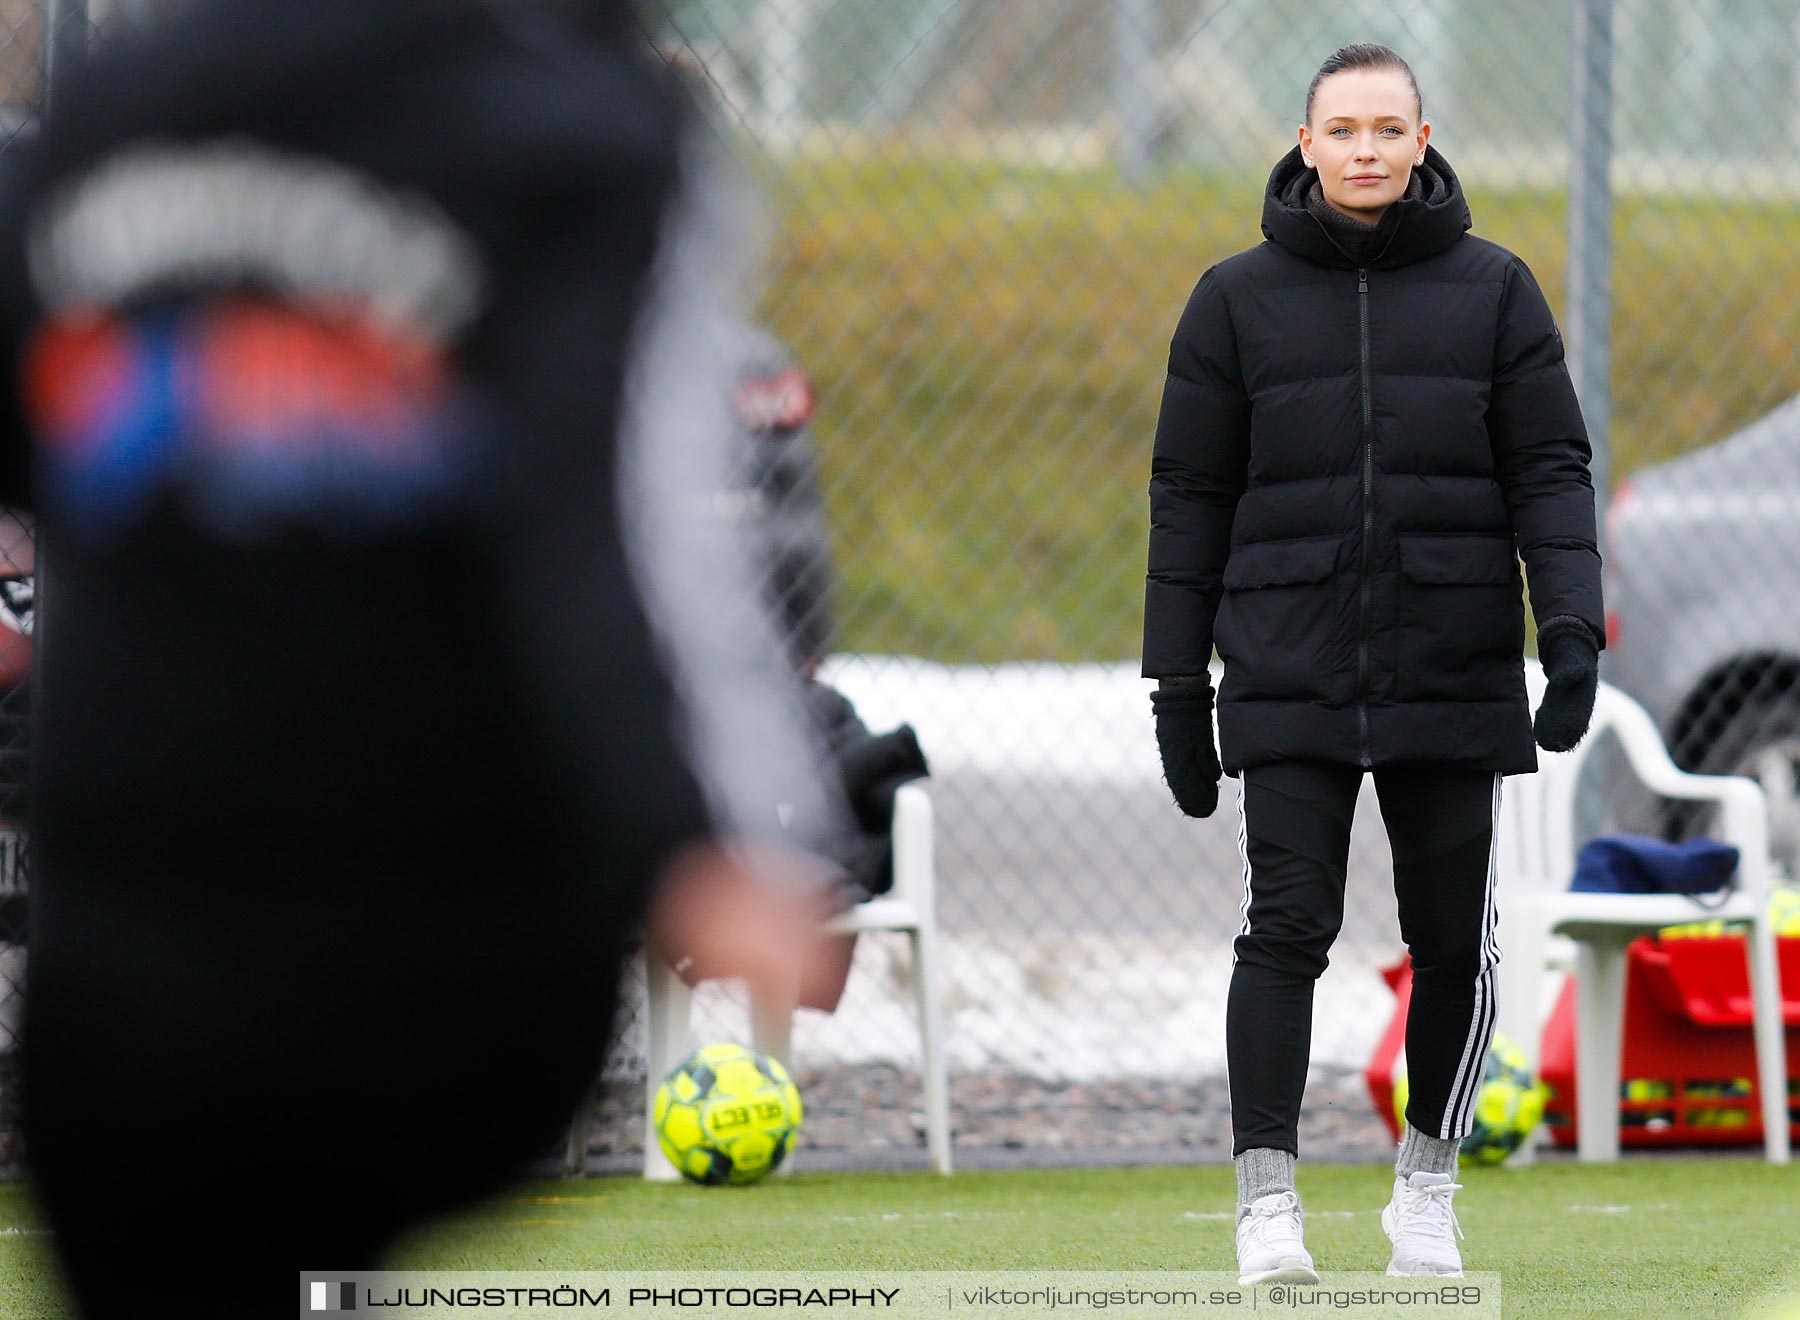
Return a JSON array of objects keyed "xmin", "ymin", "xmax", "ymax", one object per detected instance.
[{"xmin": 571, "ymin": 1063, "xmax": 1397, "ymax": 1174}]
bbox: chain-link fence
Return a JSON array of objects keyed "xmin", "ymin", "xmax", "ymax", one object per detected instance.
[
  {"xmin": 1, "ymin": 0, "xmax": 1798, "ymax": 1172},
  {"xmin": 598, "ymin": 0, "xmax": 1800, "ymax": 1165}
]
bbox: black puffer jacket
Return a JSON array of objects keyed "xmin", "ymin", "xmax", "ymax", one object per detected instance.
[{"xmin": 1142, "ymin": 145, "xmax": 1603, "ymax": 775}]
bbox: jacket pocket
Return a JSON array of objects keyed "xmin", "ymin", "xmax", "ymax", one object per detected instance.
[
  {"xmin": 1395, "ymin": 534, "xmax": 1522, "ymax": 702},
  {"xmin": 1215, "ymin": 536, "xmax": 1352, "ymax": 705},
  {"xmin": 1222, "ymin": 535, "xmax": 1339, "ymax": 590},
  {"xmin": 1398, "ymin": 534, "xmax": 1517, "ymax": 586}
]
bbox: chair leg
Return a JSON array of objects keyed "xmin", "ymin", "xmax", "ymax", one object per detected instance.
[
  {"xmin": 1744, "ymin": 913, "xmax": 1793, "ymax": 1164},
  {"xmin": 644, "ymin": 957, "xmax": 692, "ymax": 1182},
  {"xmin": 1573, "ymin": 939, "xmax": 1629, "ymax": 1163},
  {"xmin": 563, "ymin": 1074, "xmax": 599, "ymax": 1178},
  {"xmin": 751, "ymin": 979, "xmax": 799, "ymax": 1177},
  {"xmin": 911, "ymin": 924, "xmax": 953, "ymax": 1174},
  {"xmin": 750, "ymin": 984, "xmax": 797, "ymax": 1065}
]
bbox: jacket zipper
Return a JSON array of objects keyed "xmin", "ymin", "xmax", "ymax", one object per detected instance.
[{"xmin": 1356, "ymin": 266, "xmax": 1374, "ymax": 767}]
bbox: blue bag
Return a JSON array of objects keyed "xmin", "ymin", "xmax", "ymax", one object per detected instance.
[{"xmin": 1570, "ymin": 833, "xmax": 1740, "ymax": 908}]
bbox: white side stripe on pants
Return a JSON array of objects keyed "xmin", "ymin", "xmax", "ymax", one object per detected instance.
[
  {"xmin": 1441, "ymin": 772, "xmax": 1504, "ymax": 1139},
  {"xmin": 1226, "ymin": 771, "xmax": 1253, "ymax": 1117},
  {"xmin": 1232, "ymin": 771, "xmax": 1254, "ymax": 964}
]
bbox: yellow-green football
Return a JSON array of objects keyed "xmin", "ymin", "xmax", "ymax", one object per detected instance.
[
  {"xmin": 1392, "ymin": 1032, "xmax": 1548, "ymax": 1166},
  {"xmin": 652, "ymin": 1043, "xmax": 803, "ymax": 1186},
  {"xmin": 1771, "ymin": 887, "xmax": 1800, "ymax": 937}
]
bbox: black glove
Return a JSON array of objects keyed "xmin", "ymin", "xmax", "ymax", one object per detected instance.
[
  {"xmin": 1534, "ymin": 616, "xmax": 1600, "ymax": 753},
  {"xmin": 1152, "ymin": 676, "xmax": 1222, "ymax": 819}
]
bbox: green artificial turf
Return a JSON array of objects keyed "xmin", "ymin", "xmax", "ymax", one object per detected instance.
[{"xmin": 5, "ymin": 1160, "xmax": 1800, "ymax": 1318}]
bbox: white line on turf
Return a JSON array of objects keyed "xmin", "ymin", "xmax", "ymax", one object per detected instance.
[{"xmin": 1182, "ymin": 1211, "xmax": 1366, "ymax": 1221}]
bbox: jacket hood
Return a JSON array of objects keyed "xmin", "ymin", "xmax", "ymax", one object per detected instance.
[{"xmin": 1260, "ymin": 143, "xmax": 1470, "ymax": 270}]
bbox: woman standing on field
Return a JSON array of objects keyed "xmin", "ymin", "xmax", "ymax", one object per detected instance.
[{"xmin": 1142, "ymin": 44, "xmax": 1603, "ymax": 1282}]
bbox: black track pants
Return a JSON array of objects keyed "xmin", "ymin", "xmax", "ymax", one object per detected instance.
[{"xmin": 1226, "ymin": 761, "xmax": 1502, "ymax": 1157}]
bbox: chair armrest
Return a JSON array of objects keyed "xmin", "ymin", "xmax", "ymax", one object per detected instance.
[
  {"xmin": 1603, "ymin": 687, "xmax": 1727, "ymax": 800},
  {"xmin": 891, "ymin": 783, "xmax": 935, "ymax": 922},
  {"xmin": 1599, "ymin": 685, "xmax": 1772, "ymax": 900}
]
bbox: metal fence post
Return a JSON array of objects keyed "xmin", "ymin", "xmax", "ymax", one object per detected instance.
[
  {"xmin": 1568, "ymin": 0, "xmax": 1617, "ymax": 878},
  {"xmin": 1568, "ymin": 0, "xmax": 1613, "ymax": 507},
  {"xmin": 759, "ymin": 0, "xmax": 810, "ymax": 154},
  {"xmin": 1113, "ymin": 0, "xmax": 1154, "ymax": 184}
]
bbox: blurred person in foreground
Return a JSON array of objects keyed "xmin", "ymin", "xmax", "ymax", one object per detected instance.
[
  {"xmin": 0, "ymin": 1, "xmax": 840, "ymax": 1315},
  {"xmin": 1143, "ymin": 45, "xmax": 1602, "ymax": 1283}
]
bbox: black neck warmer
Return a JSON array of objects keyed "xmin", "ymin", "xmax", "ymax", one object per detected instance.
[{"xmin": 1302, "ymin": 169, "xmax": 1426, "ymax": 264}]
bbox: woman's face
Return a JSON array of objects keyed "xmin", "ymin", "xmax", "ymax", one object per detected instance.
[{"xmin": 1298, "ymin": 68, "xmax": 1429, "ymax": 222}]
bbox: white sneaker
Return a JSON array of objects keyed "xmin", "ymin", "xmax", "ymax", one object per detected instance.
[
  {"xmin": 1236, "ymin": 1191, "xmax": 1319, "ymax": 1286},
  {"xmin": 1382, "ymin": 1172, "xmax": 1466, "ymax": 1277}
]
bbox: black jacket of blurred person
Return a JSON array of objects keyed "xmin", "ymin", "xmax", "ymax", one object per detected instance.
[{"xmin": 0, "ymin": 3, "xmax": 725, "ymax": 1314}]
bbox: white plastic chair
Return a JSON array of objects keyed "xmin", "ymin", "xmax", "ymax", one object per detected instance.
[
  {"xmin": 1495, "ymin": 667, "xmax": 1790, "ymax": 1163},
  {"xmin": 643, "ymin": 782, "xmax": 952, "ymax": 1178}
]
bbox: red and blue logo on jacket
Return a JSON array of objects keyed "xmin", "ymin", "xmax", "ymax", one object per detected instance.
[{"xmin": 24, "ymin": 296, "xmax": 485, "ymax": 541}]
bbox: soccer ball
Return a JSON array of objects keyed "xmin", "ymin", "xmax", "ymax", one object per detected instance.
[
  {"xmin": 1771, "ymin": 886, "xmax": 1800, "ymax": 937},
  {"xmin": 652, "ymin": 1042, "xmax": 803, "ymax": 1186},
  {"xmin": 1392, "ymin": 1033, "xmax": 1548, "ymax": 1166}
]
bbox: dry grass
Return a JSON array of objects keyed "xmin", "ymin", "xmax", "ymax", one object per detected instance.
[{"xmin": 752, "ymin": 155, "xmax": 1800, "ymax": 661}]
